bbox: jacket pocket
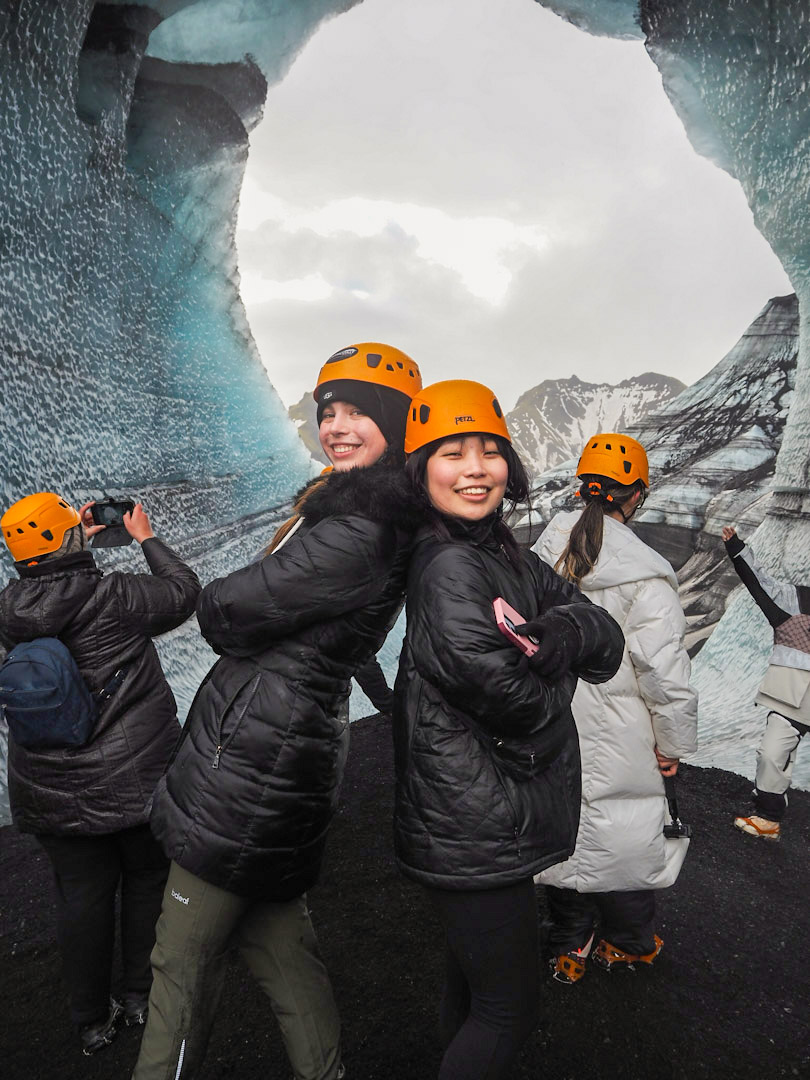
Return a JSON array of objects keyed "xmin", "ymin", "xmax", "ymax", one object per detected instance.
[{"xmin": 211, "ymin": 674, "xmax": 262, "ymax": 770}]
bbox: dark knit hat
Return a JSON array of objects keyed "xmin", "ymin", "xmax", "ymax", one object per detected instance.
[{"xmin": 316, "ymin": 379, "xmax": 411, "ymax": 452}]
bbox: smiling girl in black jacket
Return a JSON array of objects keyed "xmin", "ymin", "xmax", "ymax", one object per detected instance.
[
  {"xmin": 135, "ymin": 344, "xmax": 424, "ymax": 1080},
  {"xmin": 395, "ymin": 380, "xmax": 623, "ymax": 1080}
]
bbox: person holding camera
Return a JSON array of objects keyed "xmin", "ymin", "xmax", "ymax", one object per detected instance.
[
  {"xmin": 133, "ymin": 343, "xmax": 424, "ymax": 1080},
  {"xmin": 0, "ymin": 493, "xmax": 200, "ymax": 1055},
  {"xmin": 393, "ymin": 381, "xmax": 624, "ymax": 1080},
  {"xmin": 533, "ymin": 435, "xmax": 697, "ymax": 982}
]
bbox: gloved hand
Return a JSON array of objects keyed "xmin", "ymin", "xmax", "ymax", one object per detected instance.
[{"xmin": 514, "ymin": 610, "xmax": 583, "ymax": 680}]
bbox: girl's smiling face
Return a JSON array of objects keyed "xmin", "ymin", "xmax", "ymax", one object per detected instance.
[
  {"xmin": 425, "ymin": 435, "xmax": 508, "ymax": 520},
  {"xmin": 318, "ymin": 400, "xmax": 388, "ymax": 471}
]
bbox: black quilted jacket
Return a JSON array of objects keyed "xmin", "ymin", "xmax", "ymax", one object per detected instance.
[
  {"xmin": 0, "ymin": 541, "xmax": 201, "ymax": 835},
  {"xmin": 150, "ymin": 464, "xmax": 424, "ymax": 902},
  {"xmin": 393, "ymin": 517, "xmax": 624, "ymax": 890}
]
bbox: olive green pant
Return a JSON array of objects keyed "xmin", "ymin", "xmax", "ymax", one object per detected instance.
[{"xmin": 131, "ymin": 861, "xmax": 342, "ymax": 1080}]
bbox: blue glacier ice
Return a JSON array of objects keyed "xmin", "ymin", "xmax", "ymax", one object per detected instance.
[{"xmin": 2, "ymin": 0, "xmax": 810, "ymax": 821}]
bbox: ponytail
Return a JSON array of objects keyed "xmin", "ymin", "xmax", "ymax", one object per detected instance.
[
  {"xmin": 555, "ymin": 475, "xmax": 646, "ymax": 584},
  {"xmin": 554, "ymin": 498, "xmax": 605, "ymax": 584}
]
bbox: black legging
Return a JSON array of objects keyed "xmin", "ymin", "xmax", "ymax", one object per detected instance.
[
  {"xmin": 37, "ymin": 824, "xmax": 169, "ymax": 1026},
  {"xmin": 424, "ymin": 878, "xmax": 539, "ymax": 1080}
]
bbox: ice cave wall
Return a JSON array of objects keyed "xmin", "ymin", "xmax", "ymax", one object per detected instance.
[{"xmin": 0, "ymin": 0, "xmax": 360, "ymax": 820}]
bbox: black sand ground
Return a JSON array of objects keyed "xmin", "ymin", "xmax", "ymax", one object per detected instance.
[{"xmin": 2, "ymin": 714, "xmax": 809, "ymax": 1080}]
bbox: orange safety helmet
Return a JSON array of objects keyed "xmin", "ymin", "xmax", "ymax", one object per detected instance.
[
  {"xmin": 404, "ymin": 379, "xmax": 511, "ymax": 455},
  {"xmin": 2, "ymin": 492, "xmax": 81, "ymax": 562},
  {"xmin": 313, "ymin": 342, "xmax": 422, "ymax": 404},
  {"xmin": 576, "ymin": 433, "xmax": 649, "ymax": 488}
]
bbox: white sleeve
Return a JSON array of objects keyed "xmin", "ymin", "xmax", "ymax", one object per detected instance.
[{"xmin": 624, "ymin": 577, "xmax": 698, "ymax": 758}]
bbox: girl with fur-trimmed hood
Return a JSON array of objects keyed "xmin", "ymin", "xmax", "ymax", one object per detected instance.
[{"xmin": 134, "ymin": 344, "xmax": 424, "ymax": 1080}]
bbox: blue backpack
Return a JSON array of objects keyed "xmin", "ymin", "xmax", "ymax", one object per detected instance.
[{"xmin": 0, "ymin": 638, "xmax": 98, "ymax": 750}]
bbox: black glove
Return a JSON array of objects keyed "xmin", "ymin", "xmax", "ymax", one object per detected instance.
[{"xmin": 514, "ymin": 610, "xmax": 583, "ymax": 680}]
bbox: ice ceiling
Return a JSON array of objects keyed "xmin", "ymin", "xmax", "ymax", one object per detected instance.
[{"xmin": 1, "ymin": 0, "xmax": 809, "ymax": 764}]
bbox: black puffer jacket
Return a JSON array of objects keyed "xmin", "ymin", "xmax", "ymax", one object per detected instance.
[
  {"xmin": 0, "ymin": 541, "xmax": 201, "ymax": 836},
  {"xmin": 393, "ymin": 517, "xmax": 624, "ymax": 890},
  {"xmin": 150, "ymin": 464, "xmax": 423, "ymax": 902}
]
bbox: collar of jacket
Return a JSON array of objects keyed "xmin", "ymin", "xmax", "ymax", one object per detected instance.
[
  {"xmin": 15, "ymin": 550, "xmax": 100, "ymax": 579},
  {"xmin": 295, "ymin": 462, "xmax": 426, "ymax": 532},
  {"xmin": 415, "ymin": 509, "xmax": 503, "ymax": 551}
]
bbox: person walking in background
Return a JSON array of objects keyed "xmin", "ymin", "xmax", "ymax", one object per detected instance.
[
  {"xmin": 133, "ymin": 343, "xmax": 424, "ymax": 1080},
  {"xmin": 722, "ymin": 525, "xmax": 810, "ymax": 841},
  {"xmin": 0, "ymin": 493, "xmax": 200, "ymax": 1055},
  {"xmin": 534, "ymin": 434, "xmax": 697, "ymax": 982},
  {"xmin": 394, "ymin": 381, "xmax": 623, "ymax": 1080}
]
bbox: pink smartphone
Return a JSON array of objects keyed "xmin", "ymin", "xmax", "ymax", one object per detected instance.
[{"xmin": 493, "ymin": 597, "xmax": 539, "ymax": 657}]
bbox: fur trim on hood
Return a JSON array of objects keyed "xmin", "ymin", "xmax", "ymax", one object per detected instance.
[{"xmin": 296, "ymin": 463, "xmax": 425, "ymax": 532}]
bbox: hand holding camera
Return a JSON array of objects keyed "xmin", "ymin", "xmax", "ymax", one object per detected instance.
[{"xmin": 80, "ymin": 498, "xmax": 153, "ymax": 548}]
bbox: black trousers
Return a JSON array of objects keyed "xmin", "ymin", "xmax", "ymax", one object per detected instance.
[
  {"xmin": 36, "ymin": 823, "xmax": 169, "ymax": 1027},
  {"xmin": 424, "ymin": 878, "xmax": 539, "ymax": 1080},
  {"xmin": 545, "ymin": 884, "xmax": 657, "ymax": 956}
]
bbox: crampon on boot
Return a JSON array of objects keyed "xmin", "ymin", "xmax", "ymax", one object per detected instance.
[
  {"xmin": 550, "ymin": 934, "xmax": 594, "ymax": 984},
  {"xmin": 592, "ymin": 934, "xmax": 663, "ymax": 972},
  {"xmin": 79, "ymin": 998, "xmax": 123, "ymax": 1055}
]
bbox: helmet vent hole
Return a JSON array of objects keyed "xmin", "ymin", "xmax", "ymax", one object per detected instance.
[
  {"xmin": 419, "ymin": 404, "xmax": 431, "ymax": 424},
  {"xmin": 623, "ymin": 461, "xmax": 632, "ymax": 474},
  {"xmin": 41, "ymin": 529, "xmax": 53, "ymax": 541},
  {"xmin": 492, "ymin": 398, "xmax": 503, "ymax": 419},
  {"xmin": 605, "ymin": 443, "xmax": 612, "ymax": 450},
  {"xmin": 386, "ymin": 363, "xmax": 395, "ymax": 371},
  {"xmin": 396, "ymin": 361, "xmax": 404, "ymax": 368},
  {"xmin": 365, "ymin": 353, "xmax": 382, "ymax": 368},
  {"xmin": 592, "ymin": 442, "xmax": 597, "ymax": 448},
  {"xmin": 29, "ymin": 521, "xmax": 37, "ymax": 528},
  {"xmin": 58, "ymin": 500, "xmax": 68, "ymax": 508},
  {"xmin": 409, "ymin": 369, "xmax": 415, "ymax": 377},
  {"xmin": 620, "ymin": 445, "xmax": 626, "ymax": 454},
  {"xmin": 16, "ymin": 528, "xmax": 23, "ymax": 534}
]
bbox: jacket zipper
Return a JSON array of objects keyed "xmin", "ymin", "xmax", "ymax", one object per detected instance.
[
  {"xmin": 491, "ymin": 759, "xmax": 522, "ymax": 859},
  {"xmin": 211, "ymin": 675, "xmax": 261, "ymax": 769}
]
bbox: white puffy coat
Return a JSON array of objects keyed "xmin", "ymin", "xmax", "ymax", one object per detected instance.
[{"xmin": 534, "ymin": 509, "xmax": 698, "ymax": 892}]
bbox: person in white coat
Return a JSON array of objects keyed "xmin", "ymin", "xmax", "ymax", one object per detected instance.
[{"xmin": 532, "ymin": 433, "xmax": 698, "ymax": 983}]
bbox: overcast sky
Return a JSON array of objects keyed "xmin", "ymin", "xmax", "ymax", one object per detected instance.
[{"xmin": 235, "ymin": 0, "xmax": 792, "ymax": 412}]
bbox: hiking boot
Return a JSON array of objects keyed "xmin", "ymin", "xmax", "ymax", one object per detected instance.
[
  {"xmin": 123, "ymin": 992, "xmax": 150, "ymax": 1027},
  {"xmin": 592, "ymin": 934, "xmax": 663, "ymax": 972},
  {"xmin": 734, "ymin": 814, "xmax": 780, "ymax": 841},
  {"xmin": 79, "ymin": 998, "xmax": 123, "ymax": 1055}
]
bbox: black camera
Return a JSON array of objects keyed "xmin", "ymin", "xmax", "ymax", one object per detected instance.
[{"xmin": 90, "ymin": 498, "xmax": 136, "ymax": 548}]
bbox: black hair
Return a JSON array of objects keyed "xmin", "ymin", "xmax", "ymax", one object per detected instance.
[{"xmin": 405, "ymin": 433, "xmax": 531, "ymax": 563}]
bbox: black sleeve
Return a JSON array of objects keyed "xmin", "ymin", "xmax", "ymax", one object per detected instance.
[
  {"xmin": 118, "ymin": 538, "xmax": 201, "ymax": 637},
  {"xmin": 724, "ymin": 537, "xmax": 791, "ymax": 628},
  {"xmin": 529, "ymin": 555, "xmax": 625, "ymax": 684},
  {"xmin": 197, "ymin": 515, "xmax": 391, "ymax": 656},
  {"xmin": 355, "ymin": 656, "xmax": 394, "ymax": 714}
]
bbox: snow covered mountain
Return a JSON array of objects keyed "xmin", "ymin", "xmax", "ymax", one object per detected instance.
[{"xmin": 507, "ymin": 372, "xmax": 685, "ymax": 476}]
